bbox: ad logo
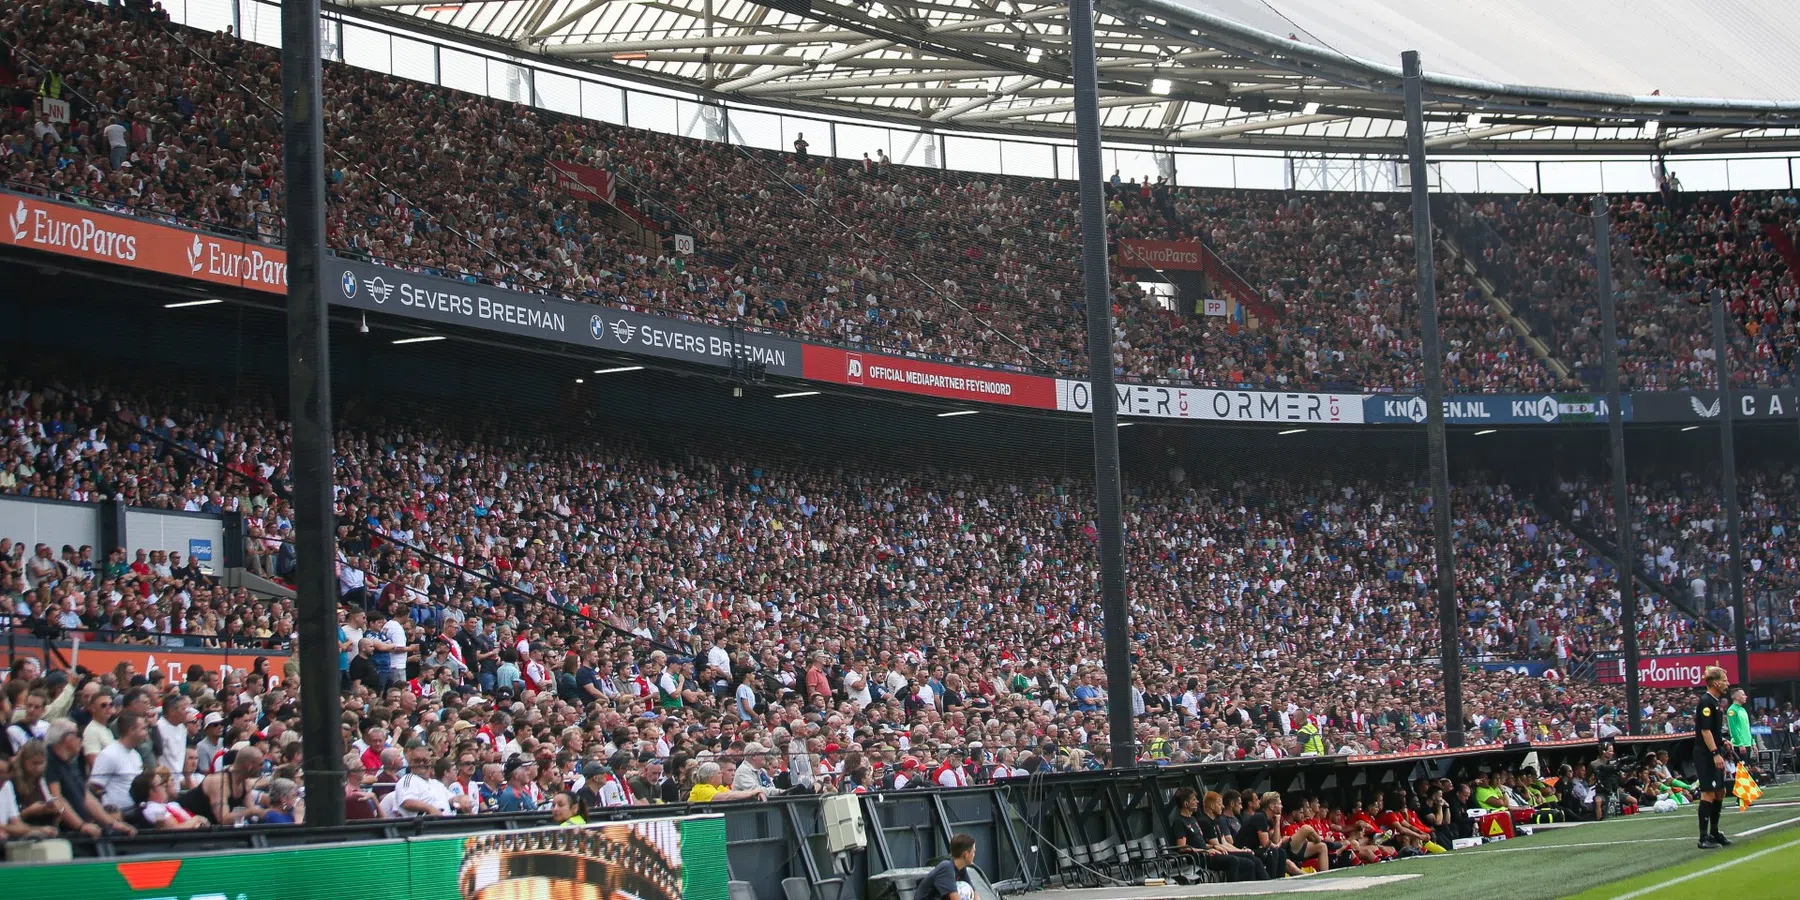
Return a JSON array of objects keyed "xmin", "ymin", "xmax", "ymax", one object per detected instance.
[
  {"xmin": 187, "ymin": 236, "xmax": 204, "ymax": 273},
  {"xmin": 8, "ymin": 200, "xmax": 26, "ymax": 241},
  {"xmin": 847, "ymin": 353, "xmax": 865, "ymax": 384},
  {"xmin": 610, "ymin": 319, "xmax": 637, "ymax": 344},
  {"xmin": 340, "ymin": 270, "xmax": 358, "ymax": 299},
  {"xmin": 1400, "ymin": 396, "xmax": 1427, "ymax": 423},
  {"xmin": 589, "ymin": 315, "xmax": 605, "ymax": 341},
  {"xmin": 363, "ymin": 276, "xmax": 392, "ymax": 304},
  {"xmin": 1691, "ymin": 396, "xmax": 1721, "ymax": 418}
]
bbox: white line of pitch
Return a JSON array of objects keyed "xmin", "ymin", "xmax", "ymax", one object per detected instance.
[
  {"xmin": 1402, "ymin": 813, "xmax": 1800, "ymax": 858},
  {"xmin": 1606, "ymin": 834, "xmax": 1800, "ymax": 900},
  {"xmin": 1735, "ymin": 813, "xmax": 1800, "ymax": 837}
]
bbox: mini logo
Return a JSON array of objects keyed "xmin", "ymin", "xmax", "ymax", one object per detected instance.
[
  {"xmin": 340, "ymin": 270, "xmax": 358, "ymax": 298},
  {"xmin": 610, "ymin": 319, "xmax": 638, "ymax": 344},
  {"xmin": 589, "ymin": 315, "xmax": 605, "ymax": 341},
  {"xmin": 363, "ymin": 276, "xmax": 392, "ymax": 304},
  {"xmin": 1691, "ymin": 396, "xmax": 1721, "ymax": 418},
  {"xmin": 186, "ymin": 236, "xmax": 204, "ymax": 273},
  {"xmin": 1535, "ymin": 395, "xmax": 1559, "ymax": 423},
  {"xmin": 8, "ymin": 201, "xmax": 26, "ymax": 241}
]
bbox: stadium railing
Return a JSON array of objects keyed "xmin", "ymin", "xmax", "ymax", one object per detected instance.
[{"xmin": 20, "ymin": 734, "xmax": 1689, "ymax": 900}]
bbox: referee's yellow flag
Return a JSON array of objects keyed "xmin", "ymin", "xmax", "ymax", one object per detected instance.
[{"xmin": 1734, "ymin": 767, "xmax": 1762, "ymax": 812}]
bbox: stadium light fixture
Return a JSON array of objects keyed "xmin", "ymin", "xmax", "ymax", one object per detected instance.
[
  {"xmin": 164, "ymin": 299, "xmax": 224, "ymax": 309},
  {"xmin": 937, "ymin": 410, "xmax": 978, "ymax": 417},
  {"xmin": 1474, "ymin": 429, "xmax": 1497, "ymax": 435},
  {"xmin": 1682, "ymin": 425, "xmax": 1701, "ymax": 432},
  {"xmin": 575, "ymin": 378, "xmax": 585, "ymax": 384},
  {"xmin": 592, "ymin": 365, "xmax": 645, "ymax": 374},
  {"xmin": 775, "ymin": 391, "xmax": 821, "ymax": 398},
  {"xmin": 1150, "ymin": 78, "xmax": 1172, "ymax": 95},
  {"xmin": 1277, "ymin": 428, "xmax": 1306, "ymax": 435},
  {"xmin": 391, "ymin": 335, "xmax": 446, "ymax": 345}
]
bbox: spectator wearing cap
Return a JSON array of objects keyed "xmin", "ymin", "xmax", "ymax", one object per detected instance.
[
  {"xmin": 891, "ymin": 756, "xmax": 922, "ymax": 790},
  {"xmin": 195, "ymin": 712, "xmax": 228, "ymax": 774},
  {"xmin": 494, "ymin": 756, "xmax": 539, "ymax": 812},
  {"xmin": 733, "ymin": 742, "xmax": 782, "ymax": 796}
]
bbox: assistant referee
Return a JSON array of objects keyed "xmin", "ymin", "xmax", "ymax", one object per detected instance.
[{"xmin": 1693, "ymin": 666, "xmax": 1733, "ymax": 849}]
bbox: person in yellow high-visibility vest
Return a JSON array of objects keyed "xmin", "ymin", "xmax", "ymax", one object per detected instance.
[{"xmin": 1297, "ymin": 719, "xmax": 1326, "ymax": 756}]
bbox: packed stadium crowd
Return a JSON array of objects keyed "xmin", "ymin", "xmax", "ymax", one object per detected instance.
[
  {"xmin": 2, "ymin": 0, "xmax": 1797, "ymax": 396},
  {"xmin": 1560, "ymin": 467, "xmax": 1800, "ymax": 648},
  {"xmin": 1446, "ymin": 191, "xmax": 1800, "ymax": 390},
  {"xmin": 0, "ymin": 360, "xmax": 1755, "ymax": 839}
]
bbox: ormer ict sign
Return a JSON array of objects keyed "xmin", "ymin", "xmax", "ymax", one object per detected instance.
[{"xmin": 1056, "ymin": 381, "xmax": 1365, "ymax": 423}]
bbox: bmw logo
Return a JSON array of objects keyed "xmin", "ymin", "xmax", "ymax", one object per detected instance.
[
  {"xmin": 589, "ymin": 315, "xmax": 605, "ymax": 341},
  {"xmin": 340, "ymin": 271, "xmax": 358, "ymax": 298}
]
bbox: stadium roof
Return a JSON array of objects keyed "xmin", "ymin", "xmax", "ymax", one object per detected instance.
[{"xmin": 330, "ymin": 0, "xmax": 1800, "ymax": 154}]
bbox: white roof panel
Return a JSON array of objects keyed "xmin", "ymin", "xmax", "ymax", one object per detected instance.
[{"xmin": 1164, "ymin": 0, "xmax": 1800, "ymax": 103}]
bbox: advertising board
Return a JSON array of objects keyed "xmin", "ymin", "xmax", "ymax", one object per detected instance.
[{"xmin": 0, "ymin": 815, "xmax": 728, "ymax": 900}]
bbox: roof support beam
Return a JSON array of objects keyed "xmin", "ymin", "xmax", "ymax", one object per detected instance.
[
  {"xmin": 523, "ymin": 0, "xmax": 611, "ymax": 43},
  {"xmin": 543, "ymin": 29, "xmax": 868, "ymax": 55},
  {"xmin": 928, "ymin": 75, "xmax": 1046, "ymax": 120},
  {"xmin": 1423, "ymin": 123, "xmax": 1540, "ymax": 149},
  {"xmin": 743, "ymin": 69, "xmax": 1016, "ymax": 94},
  {"xmin": 952, "ymin": 95, "xmax": 1161, "ymax": 123},
  {"xmin": 1660, "ymin": 127, "xmax": 1744, "ymax": 150},
  {"xmin": 714, "ymin": 38, "xmax": 897, "ymax": 92},
  {"xmin": 1172, "ymin": 112, "xmax": 1345, "ymax": 139},
  {"xmin": 340, "ymin": 0, "xmax": 534, "ymax": 6}
]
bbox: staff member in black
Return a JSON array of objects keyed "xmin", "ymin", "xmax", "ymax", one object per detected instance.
[
  {"xmin": 1168, "ymin": 787, "xmax": 1263, "ymax": 881},
  {"xmin": 1694, "ymin": 666, "xmax": 1733, "ymax": 849}
]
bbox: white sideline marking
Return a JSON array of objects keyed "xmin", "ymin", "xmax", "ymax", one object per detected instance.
[
  {"xmin": 1605, "ymin": 834, "xmax": 1800, "ymax": 900},
  {"xmin": 1398, "ymin": 812, "xmax": 1800, "ymax": 858},
  {"xmin": 1735, "ymin": 814, "xmax": 1800, "ymax": 837}
]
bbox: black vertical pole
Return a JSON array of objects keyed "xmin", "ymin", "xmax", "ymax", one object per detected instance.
[
  {"xmin": 1402, "ymin": 51, "xmax": 1464, "ymax": 747},
  {"xmin": 1593, "ymin": 195, "xmax": 1641, "ymax": 735},
  {"xmin": 1710, "ymin": 292, "xmax": 1751, "ymax": 685},
  {"xmin": 1070, "ymin": 0, "xmax": 1137, "ymax": 768},
  {"xmin": 284, "ymin": 1, "xmax": 344, "ymax": 825}
]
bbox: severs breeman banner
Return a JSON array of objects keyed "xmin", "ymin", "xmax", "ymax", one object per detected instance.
[
  {"xmin": 802, "ymin": 345, "xmax": 1059, "ymax": 409},
  {"xmin": 1056, "ymin": 380, "xmax": 1365, "ymax": 424},
  {"xmin": 329, "ymin": 257, "xmax": 801, "ymax": 376},
  {"xmin": 0, "ymin": 814, "xmax": 728, "ymax": 900}
]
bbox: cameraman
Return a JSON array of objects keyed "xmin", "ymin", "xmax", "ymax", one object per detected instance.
[{"xmin": 1598, "ymin": 741, "xmax": 1627, "ymax": 820}]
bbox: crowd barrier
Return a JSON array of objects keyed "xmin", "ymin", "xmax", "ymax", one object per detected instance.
[{"xmin": 1, "ymin": 736, "xmax": 1688, "ymax": 900}]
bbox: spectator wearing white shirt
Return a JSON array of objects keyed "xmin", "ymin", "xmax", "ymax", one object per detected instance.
[
  {"xmin": 153, "ymin": 695, "xmax": 191, "ymax": 777},
  {"xmin": 91, "ymin": 712, "xmax": 148, "ymax": 810},
  {"xmin": 391, "ymin": 745, "xmax": 449, "ymax": 817}
]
